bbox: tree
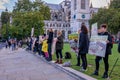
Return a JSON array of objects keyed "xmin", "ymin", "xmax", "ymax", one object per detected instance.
[
  {"xmin": 10, "ymin": 0, "xmax": 50, "ymax": 39},
  {"xmin": 110, "ymin": 0, "xmax": 120, "ymax": 9},
  {"xmin": 89, "ymin": 8, "xmax": 120, "ymax": 34},
  {"xmin": 13, "ymin": 0, "xmax": 32, "ymax": 12},
  {"xmin": 1, "ymin": 8, "xmax": 10, "ymax": 25}
]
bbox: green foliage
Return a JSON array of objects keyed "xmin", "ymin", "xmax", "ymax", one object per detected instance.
[
  {"xmin": 89, "ymin": 0, "xmax": 120, "ymax": 34},
  {"xmin": 53, "ymin": 44, "xmax": 120, "ymax": 80},
  {"xmin": 12, "ymin": 11, "xmax": 44, "ymax": 37},
  {"xmin": 110, "ymin": 0, "xmax": 120, "ymax": 9},
  {"xmin": 1, "ymin": 11, "xmax": 10, "ymax": 25},
  {"xmin": 89, "ymin": 8, "xmax": 120, "ymax": 34},
  {"xmin": 0, "ymin": 0, "xmax": 50, "ymax": 39}
]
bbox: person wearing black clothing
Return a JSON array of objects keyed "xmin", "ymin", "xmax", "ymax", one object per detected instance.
[
  {"xmin": 55, "ymin": 31, "xmax": 64, "ymax": 64},
  {"xmin": 93, "ymin": 24, "xmax": 112, "ymax": 78},
  {"xmin": 29, "ymin": 37, "xmax": 33, "ymax": 50},
  {"xmin": 78, "ymin": 24, "xmax": 89, "ymax": 71},
  {"xmin": 34, "ymin": 37, "xmax": 39, "ymax": 53},
  {"xmin": 118, "ymin": 39, "xmax": 120, "ymax": 53},
  {"xmin": 47, "ymin": 29, "xmax": 53, "ymax": 61}
]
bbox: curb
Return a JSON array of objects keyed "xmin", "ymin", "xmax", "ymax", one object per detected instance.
[{"xmin": 27, "ymin": 51, "xmax": 97, "ymax": 80}]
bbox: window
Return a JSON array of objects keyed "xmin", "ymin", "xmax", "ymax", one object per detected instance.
[
  {"xmin": 74, "ymin": 0, "xmax": 77, "ymax": 10},
  {"xmin": 81, "ymin": 0, "xmax": 86, "ymax": 9}
]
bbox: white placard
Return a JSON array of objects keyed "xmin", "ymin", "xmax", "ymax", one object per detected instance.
[
  {"xmin": 88, "ymin": 36, "xmax": 108, "ymax": 57},
  {"xmin": 91, "ymin": 23, "xmax": 98, "ymax": 36}
]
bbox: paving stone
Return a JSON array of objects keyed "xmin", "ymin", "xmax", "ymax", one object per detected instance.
[{"xmin": 0, "ymin": 48, "xmax": 77, "ymax": 80}]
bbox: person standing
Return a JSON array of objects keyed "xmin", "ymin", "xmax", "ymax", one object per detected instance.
[
  {"xmin": 47, "ymin": 28, "xmax": 53, "ymax": 61},
  {"xmin": 78, "ymin": 24, "xmax": 89, "ymax": 71},
  {"xmin": 42, "ymin": 36, "xmax": 49, "ymax": 59},
  {"xmin": 38, "ymin": 36, "xmax": 43, "ymax": 56},
  {"xmin": 118, "ymin": 38, "xmax": 120, "ymax": 53},
  {"xmin": 29, "ymin": 37, "xmax": 33, "ymax": 51},
  {"xmin": 55, "ymin": 31, "xmax": 64, "ymax": 64},
  {"xmin": 93, "ymin": 24, "xmax": 112, "ymax": 78},
  {"xmin": 5, "ymin": 40, "xmax": 8, "ymax": 48},
  {"xmin": 76, "ymin": 29, "xmax": 82, "ymax": 66},
  {"xmin": 8, "ymin": 39, "xmax": 11, "ymax": 49}
]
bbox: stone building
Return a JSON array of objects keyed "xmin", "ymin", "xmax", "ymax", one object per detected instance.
[
  {"xmin": 44, "ymin": 0, "xmax": 111, "ymax": 41},
  {"xmin": 71, "ymin": 0, "xmax": 90, "ymax": 33},
  {"xmin": 70, "ymin": 0, "xmax": 111, "ymax": 33},
  {"xmin": 44, "ymin": 0, "xmax": 71, "ymax": 42}
]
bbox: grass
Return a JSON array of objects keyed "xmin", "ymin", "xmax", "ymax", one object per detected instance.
[{"xmin": 52, "ymin": 43, "xmax": 120, "ymax": 80}]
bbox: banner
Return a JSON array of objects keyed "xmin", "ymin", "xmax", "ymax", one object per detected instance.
[
  {"xmin": 91, "ymin": 23, "xmax": 98, "ymax": 36},
  {"xmin": 51, "ymin": 38, "xmax": 57, "ymax": 55},
  {"xmin": 88, "ymin": 36, "xmax": 108, "ymax": 57},
  {"xmin": 31, "ymin": 28, "xmax": 34, "ymax": 37},
  {"xmin": 68, "ymin": 34, "xmax": 79, "ymax": 40},
  {"xmin": 68, "ymin": 33, "xmax": 79, "ymax": 55}
]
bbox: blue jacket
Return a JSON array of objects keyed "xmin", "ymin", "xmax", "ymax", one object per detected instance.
[{"xmin": 79, "ymin": 32, "xmax": 89, "ymax": 54}]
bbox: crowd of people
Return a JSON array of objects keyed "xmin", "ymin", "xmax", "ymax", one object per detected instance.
[
  {"xmin": 26, "ymin": 29, "xmax": 64, "ymax": 64},
  {"xmin": 76, "ymin": 23, "xmax": 120, "ymax": 79},
  {"xmin": 25, "ymin": 24, "xmax": 120, "ymax": 79},
  {"xmin": 3, "ymin": 23, "xmax": 120, "ymax": 79},
  {"xmin": 5, "ymin": 38, "xmax": 23, "ymax": 51}
]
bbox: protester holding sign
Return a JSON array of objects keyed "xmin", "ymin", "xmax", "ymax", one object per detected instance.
[
  {"xmin": 93, "ymin": 24, "xmax": 112, "ymax": 78},
  {"xmin": 78, "ymin": 24, "xmax": 89, "ymax": 72}
]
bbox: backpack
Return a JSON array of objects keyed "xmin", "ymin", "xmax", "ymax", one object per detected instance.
[
  {"xmin": 65, "ymin": 52, "xmax": 72, "ymax": 59},
  {"xmin": 118, "ymin": 40, "xmax": 120, "ymax": 53}
]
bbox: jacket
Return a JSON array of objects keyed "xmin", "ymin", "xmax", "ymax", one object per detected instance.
[
  {"xmin": 42, "ymin": 40, "xmax": 48, "ymax": 52},
  {"xmin": 79, "ymin": 32, "xmax": 89, "ymax": 54},
  {"xmin": 48, "ymin": 32, "xmax": 53, "ymax": 43},
  {"xmin": 56, "ymin": 35, "xmax": 64, "ymax": 50},
  {"xmin": 98, "ymin": 32, "xmax": 112, "ymax": 55}
]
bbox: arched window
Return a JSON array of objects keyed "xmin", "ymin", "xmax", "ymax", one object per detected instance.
[
  {"xmin": 63, "ymin": 24, "xmax": 65, "ymax": 27},
  {"xmin": 81, "ymin": 0, "xmax": 86, "ymax": 9},
  {"xmin": 74, "ymin": 0, "xmax": 77, "ymax": 10},
  {"xmin": 59, "ymin": 24, "xmax": 61, "ymax": 27},
  {"xmin": 62, "ymin": 30, "xmax": 65, "ymax": 39},
  {"xmin": 50, "ymin": 24, "xmax": 52, "ymax": 27},
  {"xmin": 47, "ymin": 30, "xmax": 49, "ymax": 35},
  {"xmin": 53, "ymin": 24, "xmax": 55, "ymax": 27}
]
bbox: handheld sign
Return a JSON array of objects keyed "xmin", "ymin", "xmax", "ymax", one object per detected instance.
[
  {"xmin": 88, "ymin": 36, "xmax": 108, "ymax": 57},
  {"xmin": 91, "ymin": 23, "xmax": 98, "ymax": 36},
  {"xmin": 51, "ymin": 38, "xmax": 57, "ymax": 55}
]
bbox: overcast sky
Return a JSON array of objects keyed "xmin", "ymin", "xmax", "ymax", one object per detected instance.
[{"xmin": 0, "ymin": 0, "xmax": 110, "ymax": 14}]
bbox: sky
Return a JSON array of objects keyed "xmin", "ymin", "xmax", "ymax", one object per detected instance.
[{"xmin": 0, "ymin": 0, "xmax": 110, "ymax": 14}]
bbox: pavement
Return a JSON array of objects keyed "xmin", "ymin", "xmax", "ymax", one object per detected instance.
[
  {"xmin": 0, "ymin": 43, "xmax": 5, "ymax": 49},
  {"xmin": 0, "ymin": 47, "xmax": 96, "ymax": 80},
  {"xmin": 0, "ymin": 48, "xmax": 80, "ymax": 80}
]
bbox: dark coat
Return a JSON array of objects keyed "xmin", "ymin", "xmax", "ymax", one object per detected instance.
[
  {"xmin": 79, "ymin": 32, "xmax": 89, "ymax": 54},
  {"xmin": 98, "ymin": 32, "xmax": 112, "ymax": 55},
  {"xmin": 56, "ymin": 35, "xmax": 64, "ymax": 50},
  {"xmin": 118, "ymin": 39, "xmax": 120, "ymax": 53},
  {"xmin": 48, "ymin": 32, "xmax": 53, "ymax": 43}
]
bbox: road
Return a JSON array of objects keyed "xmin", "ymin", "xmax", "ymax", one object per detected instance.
[{"xmin": 0, "ymin": 48, "xmax": 79, "ymax": 80}]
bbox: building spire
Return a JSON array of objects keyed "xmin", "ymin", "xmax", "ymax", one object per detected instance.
[{"xmin": 5, "ymin": 8, "xmax": 8, "ymax": 12}]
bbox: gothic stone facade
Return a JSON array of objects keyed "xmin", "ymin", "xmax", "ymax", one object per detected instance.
[{"xmin": 44, "ymin": 0, "xmax": 71, "ymax": 41}]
